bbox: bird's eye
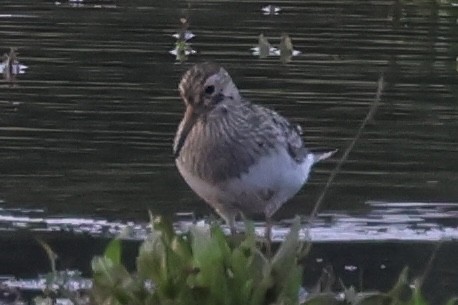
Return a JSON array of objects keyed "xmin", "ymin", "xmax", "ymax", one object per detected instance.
[{"xmin": 204, "ymin": 85, "xmax": 215, "ymax": 95}]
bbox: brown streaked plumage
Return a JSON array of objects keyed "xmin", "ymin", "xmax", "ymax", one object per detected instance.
[{"xmin": 174, "ymin": 62, "xmax": 336, "ymax": 231}]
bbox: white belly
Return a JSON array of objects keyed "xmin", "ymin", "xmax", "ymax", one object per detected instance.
[{"xmin": 176, "ymin": 148, "xmax": 316, "ymax": 218}]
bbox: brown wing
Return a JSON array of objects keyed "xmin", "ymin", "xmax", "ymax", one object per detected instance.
[
  {"xmin": 239, "ymin": 101, "xmax": 307, "ymax": 162},
  {"xmin": 176, "ymin": 98, "xmax": 307, "ymax": 183}
]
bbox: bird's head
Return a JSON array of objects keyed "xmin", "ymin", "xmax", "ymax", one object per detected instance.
[
  {"xmin": 174, "ymin": 62, "xmax": 240, "ymax": 158},
  {"xmin": 178, "ymin": 62, "xmax": 240, "ymax": 113}
]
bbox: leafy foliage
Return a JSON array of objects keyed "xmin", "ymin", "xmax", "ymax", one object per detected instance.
[
  {"xmin": 90, "ymin": 216, "xmax": 456, "ymax": 305},
  {"xmin": 17, "ymin": 217, "xmax": 456, "ymax": 305},
  {"xmin": 92, "ymin": 216, "xmax": 304, "ymax": 305}
]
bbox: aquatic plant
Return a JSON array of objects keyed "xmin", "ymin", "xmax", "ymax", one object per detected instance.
[
  {"xmin": 1, "ymin": 48, "xmax": 28, "ymax": 84},
  {"xmin": 27, "ymin": 239, "xmax": 92, "ymax": 305},
  {"xmin": 250, "ymin": 34, "xmax": 301, "ymax": 61},
  {"xmin": 169, "ymin": 17, "xmax": 197, "ymax": 62},
  {"xmin": 250, "ymin": 33, "xmax": 278, "ymax": 58}
]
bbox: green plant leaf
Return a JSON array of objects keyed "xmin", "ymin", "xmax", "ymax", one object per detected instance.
[
  {"xmin": 189, "ymin": 225, "xmax": 230, "ymax": 305},
  {"xmin": 153, "ymin": 215, "xmax": 175, "ymax": 242},
  {"xmin": 388, "ymin": 266, "xmax": 412, "ymax": 302},
  {"xmin": 302, "ymin": 292, "xmax": 340, "ymax": 305},
  {"xmin": 343, "ymin": 285, "xmax": 357, "ymax": 303},
  {"xmin": 352, "ymin": 292, "xmax": 392, "ymax": 305},
  {"xmin": 445, "ymin": 297, "xmax": 458, "ymax": 305},
  {"xmin": 104, "ymin": 238, "xmax": 122, "ymax": 265},
  {"xmin": 271, "ymin": 216, "xmax": 301, "ymax": 269},
  {"xmin": 33, "ymin": 296, "xmax": 53, "ymax": 305},
  {"xmin": 408, "ymin": 280, "xmax": 428, "ymax": 305},
  {"xmin": 36, "ymin": 238, "xmax": 58, "ymax": 275},
  {"xmin": 91, "ymin": 255, "xmax": 140, "ymax": 305},
  {"xmin": 89, "ymin": 218, "xmax": 445, "ymax": 305},
  {"xmin": 270, "ymin": 216, "xmax": 303, "ymax": 304},
  {"xmin": 92, "ymin": 257, "xmax": 130, "ymax": 287}
]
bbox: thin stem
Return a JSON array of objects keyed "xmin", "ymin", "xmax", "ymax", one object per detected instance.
[{"xmin": 309, "ymin": 74, "xmax": 385, "ymax": 221}]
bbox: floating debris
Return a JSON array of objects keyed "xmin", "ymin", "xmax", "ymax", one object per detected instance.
[
  {"xmin": 250, "ymin": 33, "xmax": 278, "ymax": 58},
  {"xmin": 0, "ymin": 48, "xmax": 28, "ymax": 84},
  {"xmin": 261, "ymin": 5, "xmax": 281, "ymax": 15}
]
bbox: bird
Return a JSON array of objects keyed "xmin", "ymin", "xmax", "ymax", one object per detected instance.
[{"xmin": 173, "ymin": 62, "xmax": 336, "ymax": 233}]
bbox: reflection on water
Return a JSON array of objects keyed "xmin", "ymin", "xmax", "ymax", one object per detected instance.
[
  {"xmin": 1, "ymin": 202, "xmax": 458, "ymax": 304},
  {"xmin": 54, "ymin": 0, "xmax": 117, "ymax": 9},
  {"xmin": 0, "ymin": 201, "xmax": 456, "ymax": 242},
  {"xmin": 261, "ymin": 5, "xmax": 282, "ymax": 16},
  {"xmin": 1, "ymin": 272, "xmax": 91, "ymax": 293}
]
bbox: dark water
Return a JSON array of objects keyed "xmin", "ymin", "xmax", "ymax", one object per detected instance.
[{"xmin": 0, "ymin": 0, "xmax": 457, "ymax": 303}]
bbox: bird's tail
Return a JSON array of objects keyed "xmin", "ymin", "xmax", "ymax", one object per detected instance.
[{"xmin": 312, "ymin": 149, "xmax": 338, "ymax": 163}]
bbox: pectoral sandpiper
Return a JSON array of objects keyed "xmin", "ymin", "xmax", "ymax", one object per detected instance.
[{"xmin": 173, "ymin": 62, "xmax": 336, "ymax": 232}]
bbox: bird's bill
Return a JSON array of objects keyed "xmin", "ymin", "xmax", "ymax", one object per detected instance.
[{"xmin": 174, "ymin": 106, "xmax": 198, "ymax": 158}]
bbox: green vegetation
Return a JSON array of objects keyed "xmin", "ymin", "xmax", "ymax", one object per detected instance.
[
  {"xmin": 11, "ymin": 217, "xmax": 452, "ymax": 305},
  {"xmin": 88, "ymin": 216, "xmax": 456, "ymax": 305},
  {"xmin": 92, "ymin": 216, "xmax": 303, "ymax": 305}
]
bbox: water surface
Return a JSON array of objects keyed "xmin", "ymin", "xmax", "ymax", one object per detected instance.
[{"xmin": 0, "ymin": 0, "xmax": 457, "ymax": 302}]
